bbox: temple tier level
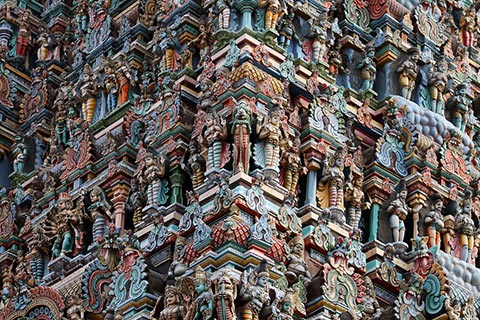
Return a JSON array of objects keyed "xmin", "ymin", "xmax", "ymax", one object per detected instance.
[{"xmin": 0, "ymin": 0, "xmax": 480, "ymax": 319}]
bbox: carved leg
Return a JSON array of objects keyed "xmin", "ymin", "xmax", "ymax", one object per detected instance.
[
  {"xmin": 328, "ymin": 185, "xmax": 337, "ymax": 208},
  {"xmin": 221, "ymin": 8, "xmax": 231, "ymax": 29},
  {"xmin": 213, "ymin": 140, "xmax": 222, "ymax": 168},
  {"xmin": 271, "ymin": 12, "xmax": 279, "ymax": 29},
  {"xmin": 241, "ymin": 132, "xmax": 250, "ymax": 174},
  {"xmin": 85, "ymin": 97, "xmax": 96, "ymax": 122},
  {"xmin": 92, "ymin": 214, "xmax": 107, "ymax": 242},
  {"xmin": 150, "ymin": 179, "xmax": 161, "ymax": 205},
  {"xmin": 61, "ymin": 231, "xmax": 73, "ymax": 255},
  {"xmin": 290, "ymin": 172, "xmax": 299, "ymax": 194},
  {"xmin": 264, "ymin": 143, "xmax": 273, "ymax": 168},
  {"xmin": 399, "ymin": 222, "xmax": 406, "ymax": 243},
  {"xmin": 390, "ymin": 214, "xmax": 400, "ymax": 242},
  {"xmin": 265, "ymin": 10, "xmax": 273, "ymax": 29}
]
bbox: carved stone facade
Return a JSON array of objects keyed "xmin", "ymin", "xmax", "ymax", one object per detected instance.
[{"xmin": 0, "ymin": 0, "xmax": 480, "ymax": 319}]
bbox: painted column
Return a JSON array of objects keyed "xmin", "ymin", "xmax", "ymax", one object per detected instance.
[
  {"xmin": 235, "ymin": 0, "xmax": 256, "ymax": 29},
  {"xmin": 304, "ymin": 170, "xmax": 317, "ymax": 206},
  {"xmin": 112, "ymin": 183, "xmax": 129, "ymax": 232},
  {"xmin": 368, "ymin": 202, "xmax": 380, "ymax": 241},
  {"xmin": 169, "ymin": 167, "xmax": 184, "ymax": 204}
]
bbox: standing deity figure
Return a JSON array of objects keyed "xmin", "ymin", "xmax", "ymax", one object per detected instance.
[
  {"xmin": 441, "ymin": 200, "xmax": 457, "ymax": 254},
  {"xmin": 64, "ymin": 295, "xmax": 85, "ymax": 320},
  {"xmin": 75, "ymin": 0, "xmax": 89, "ymax": 35},
  {"xmin": 189, "ymin": 266, "xmax": 214, "ymax": 320},
  {"xmin": 317, "ymin": 147, "xmax": 345, "ymax": 209},
  {"xmin": 271, "ymin": 289, "xmax": 296, "ymax": 320},
  {"xmin": 153, "ymin": 27, "xmax": 176, "ymax": 71},
  {"xmin": 124, "ymin": 180, "xmax": 147, "ymax": 227},
  {"xmin": 387, "ymin": 180, "xmax": 418, "ymax": 243},
  {"xmin": 202, "ymin": 112, "xmax": 227, "ymax": 170},
  {"xmin": 151, "ymin": 285, "xmax": 187, "ymax": 320},
  {"xmin": 198, "ymin": 78, "xmax": 214, "ymax": 110},
  {"xmin": 101, "ymin": 57, "xmax": 118, "ymax": 113},
  {"xmin": 428, "ymin": 59, "xmax": 448, "ymax": 115},
  {"xmin": 138, "ymin": 151, "xmax": 168, "ymax": 206},
  {"xmin": 12, "ymin": 134, "xmax": 27, "ymax": 173},
  {"xmin": 115, "ymin": 54, "xmax": 136, "ymax": 106},
  {"xmin": 187, "ymin": 19, "xmax": 213, "ymax": 62},
  {"xmin": 455, "ymin": 191, "xmax": 475, "ymax": 262},
  {"xmin": 232, "ymin": 101, "xmax": 253, "ymax": 174},
  {"xmin": 28, "ymin": 225, "xmax": 48, "ymax": 283},
  {"xmin": 285, "ymin": 236, "xmax": 312, "ymax": 286},
  {"xmin": 168, "ymin": 236, "xmax": 189, "ymax": 278},
  {"xmin": 6, "ymin": 7, "xmax": 31, "ymax": 58},
  {"xmin": 459, "ymin": 7, "xmax": 476, "ymax": 47},
  {"xmin": 307, "ymin": 14, "xmax": 328, "ymax": 63},
  {"xmin": 276, "ymin": 10, "xmax": 298, "ymax": 49},
  {"xmin": 397, "ymin": 48, "xmax": 420, "ymax": 100},
  {"xmin": 214, "ymin": 270, "xmax": 237, "ymax": 320},
  {"xmin": 181, "ymin": 139, "xmax": 206, "ymax": 188},
  {"xmin": 258, "ymin": 108, "xmax": 284, "ymax": 170},
  {"xmin": 356, "ymin": 46, "xmax": 376, "ymax": 92},
  {"xmin": 259, "ymin": 0, "xmax": 283, "ymax": 30},
  {"xmin": 85, "ymin": 186, "xmax": 113, "ymax": 243},
  {"xmin": 215, "ymin": 0, "xmax": 232, "ymax": 29},
  {"xmin": 36, "ymin": 25, "xmax": 54, "ymax": 61},
  {"xmin": 281, "ymin": 136, "xmax": 307, "ymax": 195},
  {"xmin": 48, "ymin": 192, "xmax": 82, "ymax": 258},
  {"xmin": 239, "ymin": 260, "xmax": 271, "ymax": 320},
  {"xmin": 446, "ymin": 83, "xmax": 471, "ymax": 132},
  {"xmin": 78, "ymin": 64, "xmax": 99, "ymax": 123},
  {"xmin": 344, "ymin": 169, "xmax": 370, "ymax": 229},
  {"xmin": 424, "ymin": 193, "xmax": 444, "ymax": 248}
]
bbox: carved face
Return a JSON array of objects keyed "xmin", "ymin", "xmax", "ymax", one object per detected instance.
[
  {"xmin": 256, "ymin": 275, "xmax": 268, "ymax": 288},
  {"xmin": 399, "ymin": 189, "xmax": 408, "ymax": 200},
  {"xmin": 282, "ymin": 300, "xmax": 292, "ymax": 313},
  {"xmin": 165, "ymin": 292, "xmax": 178, "ymax": 306},
  {"xmin": 195, "ymin": 282, "xmax": 206, "ymax": 294},
  {"xmin": 270, "ymin": 113, "xmax": 280, "ymax": 125},
  {"xmin": 411, "ymin": 52, "xmax": 420, "ymax": 63},
  {"xmin": 292, "ymin": 243, "xmax": 303, "ymax": 255},
  {"xmin": 90, "ymin": 190, "xmax": 100, "ymax": 203},
  {"xmin": 433, "ymin": 200, "xmax": 443, "ymax": 211},
  {"xmin": 145, "ymin": 156, "xmax": 154, "ymax": 167},
  {"xmin": 464, "ymin": 201, "xmax": 473, "ymax": 214},
  {"xmin": 58, "ymin": 199, "xmax": 67, "ymax": 211}
]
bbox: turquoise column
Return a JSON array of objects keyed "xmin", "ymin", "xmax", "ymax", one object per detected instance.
[
  {"xmin": 368, "ymin": 202, "xmax": 380, "ymax": 241},
  {"xmin": 169, "ymin": 168, "xmax": 184, "ymax": 205},
  {"xmin": 304, "ymin": 170, "xmax": 317, "ymax": 206},
  {"xmin": 235, "ymin": 0, "xmax": 256, "ymax": 29}
]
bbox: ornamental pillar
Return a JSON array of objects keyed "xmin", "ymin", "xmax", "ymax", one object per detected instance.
[
  {"xmin": 112, "ymin": 183, "xmax": 129, "ymax": 232},
  {"xmin": 368, "ymin": 202, "xmax": 380, "ymax": 242},
  {"xmin": 304, "ymin": 161, "xmax": 320, "ymax": 206},
  {"xmin": 169, "ymin": 167, "xmax": 184, "ymax": 204}
]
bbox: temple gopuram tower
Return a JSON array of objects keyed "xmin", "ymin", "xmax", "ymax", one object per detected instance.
[{"xmin": 0, "ymin": 0, "xmax": 479, "ymax": 319}]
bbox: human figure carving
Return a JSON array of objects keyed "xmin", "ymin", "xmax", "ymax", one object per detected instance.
[
  {"xmin": 424, "ymin": 193, "xmax": 444, "ymax": 248},
  {"xmin": 232, "ymin": 101, "xmax": 253, "ymax": 174},
  {"xmin": 258, "ymin": 108, "xmax": 284, "ymax": 170},
  {"xmin": 317, "ymin": 147, "xmax": 345, "ymax": 209},
  {"xmin": 356, "ymin": 46, "xmax": 376, "ymax": 92},
  {"xmin": 428, "ymin": 59, "xmax": 448, "ymax": 115},
  {"xmin": 387, "ymin": 180, "xmax": 421, "ymax": 243},
  {"xmin": 455, "ymin": 191, "xmax": 475, "ymax": 262},
  {"xmin": 397, "ymin": 48, "xmax": 420, "ymax": 100},
  {"xmin": 239, "ymin": 259, "xmax": 271, "ymax": 320}
]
